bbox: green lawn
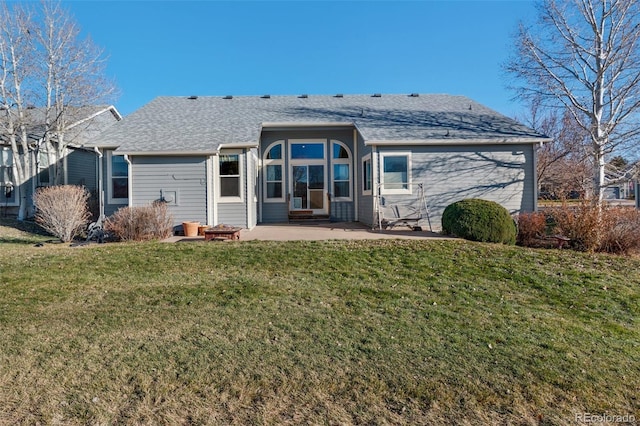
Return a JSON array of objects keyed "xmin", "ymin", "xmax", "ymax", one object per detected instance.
[{"xmin": 0, "ymin": 231, "xmax": 638, "ymax": 424}]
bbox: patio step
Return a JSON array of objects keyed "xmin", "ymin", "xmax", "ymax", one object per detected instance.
[{"xmin": 288, "ymin": 213, "xmax": 331, "ymax": 223}]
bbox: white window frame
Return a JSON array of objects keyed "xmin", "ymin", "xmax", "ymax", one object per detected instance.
[
  {"xmin": 362, "ymin": 154, "xmax": 372, "ymax": 196},
  {"xmin": 37, "ymin": 148, "xmax": 51, "ymax": 187},
  {"xmin": 288, "ymin": 139, "xmax": 327, "ymax": 213},
  {"xmin": 107, "ymin": 151, "xmax": 129, "ymax": 204},
  {"xmin": 216, "ymin": 149, "xmax": 244, "ymax": 203},
  {"xmin": 331, "ymin": 140, "xmax": 352, "ymax": 202},
  {"xmin": 0, "ymin": 147, "xmax": 18, "ymax": 206},
  {"xmin": 380, "ymin": 151, "xmax": 412, "ymax": 195},
  {"xmin": 263, "ymin": 141, "xmax": 285, "ymax": 203}
]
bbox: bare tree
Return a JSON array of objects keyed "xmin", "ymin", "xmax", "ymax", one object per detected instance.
[
  {"xmin": 506, "ymin": 0, "xmax": 640, "ymax": 202},
  {"xmin": 0, "ymin": 2, "xmax": 36, "ymax": 220},
  {"xmin": 0, "ymin": 0, "xmax": 116, "ymax": 218},
  {"xmin": 520, "ymin": 100, "xmax": 592, "ymax": 199},
  {"xmin": 35, "ymin": 0, "xmax": 116, "ymax": 185}
]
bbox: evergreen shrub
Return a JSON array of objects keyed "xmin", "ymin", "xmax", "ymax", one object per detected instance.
[{"xmin": 442, "ymin": 199, "xmax": 516, "ymax": 244}]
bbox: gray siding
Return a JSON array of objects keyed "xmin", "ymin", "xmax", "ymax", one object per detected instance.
[
  {"xmin": 217, "ymin": 204, "xmax": 247, "ymax": 228},
  {"xmin": 66, "ymin": 149, "xmax": 97, "ymax": 191},
  {"xmin": 357, "ymin": 133, "xmax": 374, "ymax": 226},
  {"xmin": 261, "ymin": 203, "xmax": 289, "ymax": 223},
  {"xmin": 331, "ymin": 202, "xmax": 354, "ymax": 222},
  {"xmin": 131, "ymin": 156, "xmax": 207, "ymax": 226},
  {"xmin": 376, "ymin": 144, "xmax": 535, "ymax": 231}
]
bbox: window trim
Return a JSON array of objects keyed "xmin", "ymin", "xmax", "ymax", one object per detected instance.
[
  {"xmin": 0, "ymin": 147, "xmax": 18, "ymax": 206},
  {"xmin": 216, "ymin": 149, "xmax": 244, "ymax": 203},
  {"xmin": 362, "ymin": 154, "xmax": 372, "ymax": 196},
  {"xmin": 380, "ymin": 151, "xmax": 412, "ymax": 195},
  {"xmin": 331, "ymin": 140, "xmax": 352, "ymax": 202},
  {"xmin": 106, "ymin": 151, "xmax": 129, "ymax": 205},
  {"xmin": 263, "ymin": 141, "xmax": 285, "ymax": 203},
  {"xmin": 37, "ymin": 149, "xmax": 51, "ymax": 187}
]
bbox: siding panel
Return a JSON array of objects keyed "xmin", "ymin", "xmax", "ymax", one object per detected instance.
[
  {"xmin": 377, "ymin": 145, "xmax": 535, "ymax": 231},
  {"xmin": 66, "ymin": 149, "xmax": 97, "ymax": 191},
  {"xmin": 131, "ymin": 156, "xmax": 207, "ymax": 226}
]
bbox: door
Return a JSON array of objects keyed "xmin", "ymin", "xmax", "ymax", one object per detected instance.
[{"xmin": 291, "ymin": 164, "xmax": 326, "ymax": 213}]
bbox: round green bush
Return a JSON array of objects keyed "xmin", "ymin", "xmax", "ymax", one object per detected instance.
[{"xmin": 442, "ymin": 199, "xmax": 516, "ymax": 244}]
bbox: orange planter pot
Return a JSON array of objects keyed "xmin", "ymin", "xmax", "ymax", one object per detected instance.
[{"xmin": 182, "ymin": 221, "xmax": 200, "ymax": 237}]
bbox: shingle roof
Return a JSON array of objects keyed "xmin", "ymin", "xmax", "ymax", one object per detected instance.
[
  {"xmin": 1, "ymin": 105, "xmax": 121, "ymax": 146},
  {"xmin": 87, "ymin": 94, "xmax": 548, "ymax": 154}
]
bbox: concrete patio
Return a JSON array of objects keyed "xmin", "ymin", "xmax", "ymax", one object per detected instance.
[{"xmin": 163, "ymin": 222, "xmax": 451, "ymax": 242}]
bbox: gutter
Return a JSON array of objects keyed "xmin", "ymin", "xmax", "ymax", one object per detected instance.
[{"xmin": 363, "ymin": 137, "xmax": 552, "ymax": 146}]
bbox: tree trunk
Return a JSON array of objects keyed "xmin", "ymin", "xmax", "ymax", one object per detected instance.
[{"xmin": 593, "ymin": 144, "xmax": 606, "ymax": 203}]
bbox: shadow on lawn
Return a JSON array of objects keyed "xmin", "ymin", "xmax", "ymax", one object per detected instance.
[{"xmin": 0, "ymin": 218, "xmax": 52, "ymax": 245}]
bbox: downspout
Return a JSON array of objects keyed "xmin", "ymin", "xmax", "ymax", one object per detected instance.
[
  {"xmin": 532, "ymin": 142, "xmax": 540, "ymax": 212},
  {"xmin": 245, "ymin": 149, "xmax": 251, "ymax": 229},
  {"xmin": 93, "ymin": 147, "xmax": 104, "ymax": 220},
  {"xmin": 63, "ymin": 141, "xmax": 68, "ymax": 185},
  {"xmin": 124, "ymin": 154, "xmax": 132, "ymax": 207},
  {"xmin": 258, "ymin": 146, "xmax": 263, "ymax": 224},
  {"xmin": 212, "ymin": 152, "xmax": 219, "ymax": 225},
  {"xmin": 372, "ymin": 144, "xmax": 379, "ymax": 228},
  {"xmin": 206, "ymin": 155, "xmax": 214, "ymax": 226},
  {"xmin": 353, "ymin": 128, "xmax": 359, "ymax": 222}
]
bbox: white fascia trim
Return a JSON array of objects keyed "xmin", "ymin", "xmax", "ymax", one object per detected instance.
[
  {"xmin": 217, "ymin": 142, "xmax": 259, "ymax": 150},
  {"xmin": 261, "ymin": 122, "xmax": 353, "ymax": 128},
  {"xmin": 67, "ymin": 105, "xmax": 123, "ymax": 131},
  {"xmin": 364, "ymin": 137, "xmax": 552, "ymax": 146},
  {"xmin": 116, "ymin": 150, "xmax": 218, "ymax": 156}
]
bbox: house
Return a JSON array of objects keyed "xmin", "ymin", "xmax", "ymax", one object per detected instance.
[
  {"xmin": 0, "ymin": 105, "xmax": 122, "ymax": 218},
  {"xmin": 86, "ymin": 94, "xmax": 549, "ymax": 231},
  {"xmin": 604, "ymin": 162, "xmax": 637, "ymax": 200}
]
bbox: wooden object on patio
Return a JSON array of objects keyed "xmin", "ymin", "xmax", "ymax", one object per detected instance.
[{"xmin": 204, "ymin": 227, "xmax": 241, "ymax": 241}]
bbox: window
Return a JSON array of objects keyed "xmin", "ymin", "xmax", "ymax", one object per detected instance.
[
  {"xmin": 362, "ymin": 154, "xmax": 372, "ymax": 195},
  {"xmin": 381, "ymin": 152, "xmax": 411, "ymax": 194},
  {"xmin": 38, "ymin": 150, "xmax": 50, "ymax": 186},
  {"xmin": 108, "ymin": 151, "xmax": 128, "ymax": 203},
  {"xmin": 263, "ymin": 141, "xmax": 284, "ymax": 202},
  {"xmin": 291, "ymin": 142, "xmax": 324, "ymax": 159},
  {"xmin": 0, "ymin": 147, "xmax": 16, "ymax": 204},
  {"xmin": 219, "ymin": 153, "xmax": 241, "ymax": 198},
  {"xmin": 331, "ymin": 140, "xmax": 351, "ymax": 201}
]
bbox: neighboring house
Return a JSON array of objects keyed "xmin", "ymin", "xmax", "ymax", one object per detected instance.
[
  {"xmin": 86, "ymin": 94, "xmax": 549, "ymax": 231},
  {"xmin": 0, "ymin": 105, "xmax": 122, "ymax": 218},
  {"xmin": 604, "ymin": 163, "xmax": 637, "ymax": 200}
]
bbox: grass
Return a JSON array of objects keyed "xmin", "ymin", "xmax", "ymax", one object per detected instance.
[{"xmin": 0, "ymin": 225, "xmax": 638, "ymax": 424}]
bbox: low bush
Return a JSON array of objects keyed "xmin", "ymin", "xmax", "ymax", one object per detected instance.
[
  {"xmin": 547, "ymin": 202, "xmax": 602, "ymax": 251},
  {"xmin": 442, "ymin": 199, "xmax": 516, "ymax": 244},
  {"xmin": 105, "ymin": 202, "xmax": 174, "ymax": 241},
  {"xmin": 597, "ymin": 207, "xmax": 640, "ymax": 254},
  {"xmin": 33, "ymin": 185, "xmax": 90, "ymax": 242},
  {"xmin": 545, "ymin": 202, "xmax": 640, "ymax": 254},
  {"xmin": 516, "ymin": 211, "xmax": 548, "ymax": 247}
]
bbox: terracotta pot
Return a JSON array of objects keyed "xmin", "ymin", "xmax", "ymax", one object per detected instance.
[{"xmin": 182, "ymin": 221, "xmax": 200, "ymax": 237}]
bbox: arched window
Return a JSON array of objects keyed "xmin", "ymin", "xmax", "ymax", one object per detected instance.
[
  {"xmin": 331, "ymin": 140, "xmax": 352, "ymax": 201},
  {"xmin": 263, "ymin": 141, "xmax": 284, "ymax": 202}
]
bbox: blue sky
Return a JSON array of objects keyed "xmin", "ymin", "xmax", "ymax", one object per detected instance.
[{"xmin": 67, "ymin": 1, "xmax": 536, "ymax": 117}]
